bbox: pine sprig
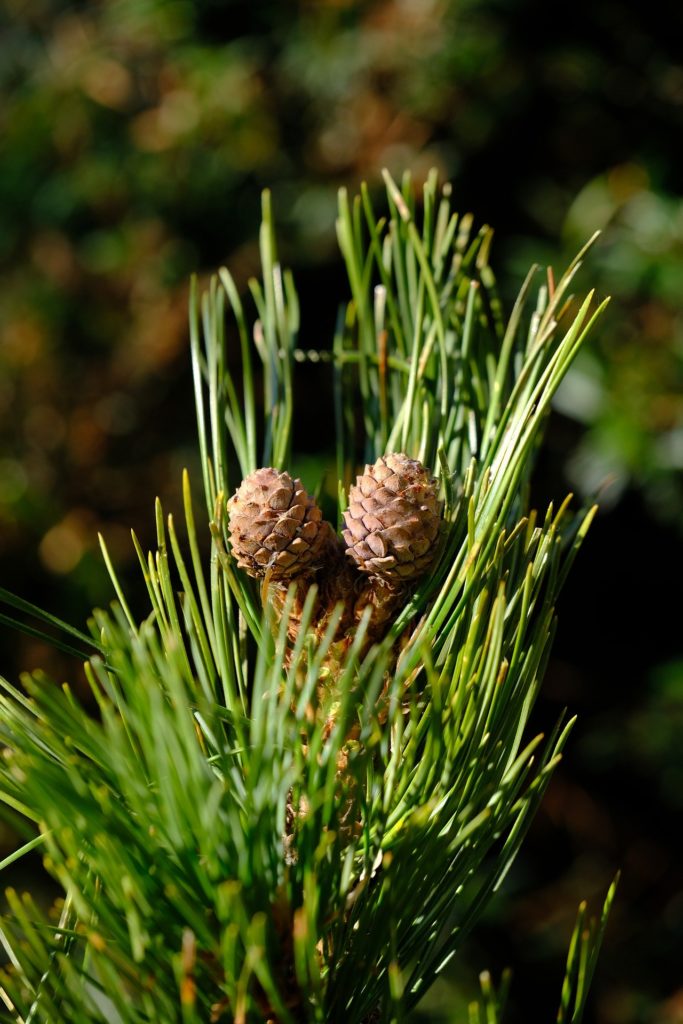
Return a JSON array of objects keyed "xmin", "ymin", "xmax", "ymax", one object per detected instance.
[{"xmin": 0, "ymin": 172, "xmax": 614, "ymax": 1022}]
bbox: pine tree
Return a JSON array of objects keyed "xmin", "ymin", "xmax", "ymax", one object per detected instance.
[{"xmin": 0, "ymin": 171, "xmax": 616, "ymax": 1023}]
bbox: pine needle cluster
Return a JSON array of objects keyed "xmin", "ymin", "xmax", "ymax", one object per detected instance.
[{"xmin": 0, "ymin": 171, "xmax": 616, "ymax": 1023}]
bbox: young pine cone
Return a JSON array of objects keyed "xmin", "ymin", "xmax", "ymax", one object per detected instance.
[
  {"xmin": 342, "ymin": 453, "xmax": 441, "ymax": 585},
  {"xmin": 227, "ymin": 467, "xmax": 333, "ymax": 581}
]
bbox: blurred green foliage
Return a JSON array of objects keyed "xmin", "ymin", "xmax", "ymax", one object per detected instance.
[
  {"xmin": 555, "ymin": 169, "xmax": 683, "ymax": 525},
  {"xmin": 2, "ymin": 0, "xmax": 683, "ymax": 1021}
]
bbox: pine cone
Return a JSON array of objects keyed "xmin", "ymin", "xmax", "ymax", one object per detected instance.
[
  {"xmin": 227, "ymin": 467, "xmax": 332, "ymax": 580},
  {"xmin": 342, "ymin": 453, "xmax": 441, "ymax": 584}
]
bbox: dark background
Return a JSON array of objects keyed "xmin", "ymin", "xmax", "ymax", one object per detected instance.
[{"xmin": 2, "ymin": 1, "xmax": 683, "ymax": 1020}]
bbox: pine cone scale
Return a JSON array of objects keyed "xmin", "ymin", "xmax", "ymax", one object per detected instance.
[
  {"xmin": 275, "ymin": 551, "xmax": 297, "ymax": 570},
  {"xmin": 366, "ymin": 533, "xmax": 387, "ymax": 558},
  {"xmin": 269, "ymin": 488, "xmax": 292, "ymax": 510},
  {"xmin": 360, "ymin": 476, "xmax": 379, "ymax": 496}
]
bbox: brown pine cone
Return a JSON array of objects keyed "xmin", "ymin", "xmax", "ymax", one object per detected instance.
[
  {"xmin": 342, "ymin": 453, "xmax": 441, "ymax": 584},
  {"xmin": 227, "ymin": 467, "xmax": 333, "ymax": 581}
]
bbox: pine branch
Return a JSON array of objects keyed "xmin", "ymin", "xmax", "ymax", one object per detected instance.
[{"xmin": 0, "ymin": 172, "xmax": 613, "ymax": 1023}]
